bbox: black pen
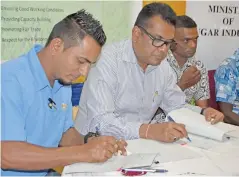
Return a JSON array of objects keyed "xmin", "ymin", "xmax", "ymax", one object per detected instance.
[{"xmin": 48, "ymin": 98, "xmax": 57, "ymax": 110}]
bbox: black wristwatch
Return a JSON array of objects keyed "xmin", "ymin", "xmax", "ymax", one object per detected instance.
[
  {"xmin": 84, "ymin": 132, "xmax": 99, "ymax": 144},
  {"xmin": 200, "ymin": 108, "xmax": 207, "ymax": 115}
]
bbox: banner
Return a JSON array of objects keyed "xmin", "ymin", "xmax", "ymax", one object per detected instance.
[
  {"xmin": 1, "ymin": 1, "xmax": 133, "ymax": 61},
  {"xmin": 186, "ymin": 1, "xmax": 239, "ymax": 70}
]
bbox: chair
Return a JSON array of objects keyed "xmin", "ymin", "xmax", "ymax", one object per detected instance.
[{"xmin": 208, "ymin": 70, "xmax": 220, "ymax": 111}]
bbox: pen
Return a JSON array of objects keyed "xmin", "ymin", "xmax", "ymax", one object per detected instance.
[
  {"xmin": 48, "ymin": 98, "xmax": 57, "ymax": 110},
  {"xmin": 167, "ymin": 115, "xmax": 192, "ymax": 142},
  {"xmin": 122, "ymin": 168, "xmax": 168, "ymax": 173}
]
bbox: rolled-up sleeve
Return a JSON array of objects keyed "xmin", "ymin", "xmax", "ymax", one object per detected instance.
[
  {"xmin": 1, "ymin": 77, "xmax": 26, "ymax": 141},
  {"xmin": 81, "ymin": 52, "xmax": 142, "ymax": 140}
]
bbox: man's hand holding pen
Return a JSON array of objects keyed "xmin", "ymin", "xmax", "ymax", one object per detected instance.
[
  {"xmin": 85, "ymin": 135, "xmax": 128, "ymax": 163},
  {"xmin": 139, "ymin": 122, "xmax": 188, "ymax": 143}
]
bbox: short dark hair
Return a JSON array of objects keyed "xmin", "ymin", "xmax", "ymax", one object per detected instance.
[
  {"xmin": 134, "ymin": 2, "xmax": 176, "ymax": 28},
  {"xmin": 45, "ymin": 9, "xmax": 106, "ymax": 48},
  {"xmin": 175, "ymin": 15, "xmax": 197, "ymax": 28}
]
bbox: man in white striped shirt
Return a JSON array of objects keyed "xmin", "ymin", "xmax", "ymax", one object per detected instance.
[{"xmin": 75, "ymin": 2, "xmax": 224, "ymax": 142}]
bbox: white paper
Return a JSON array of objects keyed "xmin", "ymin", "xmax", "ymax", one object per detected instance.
[
  {"xmin": 126, "ymin": 139, "xmax": 202, "ymax": 163},
  {"xmin": 176, "ymin": 133, "xmax": 228, "ymax": 150},
  {"xmin": 203, "ymin": 151, "xmax": 239, "ymax": 176},
  {"xmin": 159, "ymin": 157, "xmax": 225, "ymax": 176},
  {"xmin": 64, "ymin": 153, "xmax": 157, "ymax": 174},
  {"xmin": 208, "ymin": 141, "xmax": 239, "ymax": 157},
  {"xmin": 168, "ymin": 108, "xmax": 239, "ymax": 141},
  {"xmin": 214, "ymin": 122, "xmax": 239, "ymax": 132},
  {"xmin": 226, "ymin": 128, "xmax": 239, "ymax": 138}
]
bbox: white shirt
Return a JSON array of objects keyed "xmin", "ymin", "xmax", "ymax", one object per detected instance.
[{"xmin": 74, "ymin": 39, "xmax": 201, "ymax": 140}]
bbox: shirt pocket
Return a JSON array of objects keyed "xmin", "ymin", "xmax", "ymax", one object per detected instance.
[{"xmin": 150, "ymin": 91, "xmax": 162, "ymax": 115}]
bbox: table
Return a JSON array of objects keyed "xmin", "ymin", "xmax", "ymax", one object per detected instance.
[{"xmin": 62, "ymin": 135, "xmax": 239, "ymax": 176}]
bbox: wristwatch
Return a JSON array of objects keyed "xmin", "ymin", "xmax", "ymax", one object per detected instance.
[
  {"xmin": 200, "ymin": 108, "xmax": 207, "ymax": 115},
  {"xmin": 84, "ymin": 132, "xmax": 99, "ymax": 144}
]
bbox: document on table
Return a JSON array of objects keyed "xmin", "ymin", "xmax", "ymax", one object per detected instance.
[
  {"xmin": 126, "ymin": 139, "xmax": 202, "ymax": 162},
  {"xmin": 160, "ymin": 156, "xmax": 225, "ymax": 176},
  {"xmin": 203, "ymin": 151, "xmax": 239, "ymax": 176},
  {"xmin": 209, "ymin": 141, "xmax": 239, "ymax": 157},
  {"xmin": 175, "ymin": 129, "xmax": 239, "ymax": 150},
  {"xmin": 175, "ymin": 134, "xmax": 227, "ymax": 150},
  {"xmin": 64, "ymin": 153, "xmax": 158, "ymax": 174},
  {"xmin": 168, "ymin": 108, "xmax": 239, "ymax": 141}
]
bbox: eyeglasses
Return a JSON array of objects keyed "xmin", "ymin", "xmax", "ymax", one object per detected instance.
[{"xmin": 137, "ymin": 25, "xmax": 175, "ymax": 47}]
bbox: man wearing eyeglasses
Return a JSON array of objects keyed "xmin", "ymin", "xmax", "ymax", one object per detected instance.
[
  {"xmin": 75, "ymin": 3, "xmax": 224, "ymax": 143},
  {"xmin": 153, "ymin": 15, "xmax": 210, "ymax": 123}
]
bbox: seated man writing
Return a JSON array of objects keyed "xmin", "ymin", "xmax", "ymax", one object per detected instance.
[
  {"xmin": 1, "ymin": 10, "xmax": 126, "ymax": 176},
  {"xmin": 215, "ymin": 48, "xmax": 239, "ymax": 126},
  {"xmin": 75, "ymin": 3, "xmax": 224, "ymax": 142},
  {"xmin": 155, "ymin": 15, "xmax": 210, "ymax": 122}
]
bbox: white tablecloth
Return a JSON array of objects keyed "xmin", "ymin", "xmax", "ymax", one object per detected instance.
[{"xmin": 62, "ymin": 134, "xmax": 239, "ymax": 176}]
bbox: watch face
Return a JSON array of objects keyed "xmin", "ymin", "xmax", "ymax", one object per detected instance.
[
  {"xmin": 88, "ymin": 132, "xmax": 97, "ymax": 137},
  {"xmin": 84, "ymin": 132, "xmax": 98, "ymax": 144}
]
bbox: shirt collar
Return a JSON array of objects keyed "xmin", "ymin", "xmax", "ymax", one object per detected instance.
[
  {"xmin": 122, "ymin": 39, "xmax": 137, "ymax": 63},
  {"xmin": 28, "ymin": 44, "xmax": 63, "ymax": 92},
  {"xmin": 167, "ymin": 49, "xmax": 194, "ymax": 70}
]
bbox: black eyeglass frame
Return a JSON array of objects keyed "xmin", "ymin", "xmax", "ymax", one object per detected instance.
[{"xmin": 137, "ymin": 25, "xmax": 175, "ymax": 47}]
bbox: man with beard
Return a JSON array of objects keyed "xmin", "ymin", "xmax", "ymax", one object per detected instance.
[
  {"xmin": 75, "ymin": 3, "xmax": 223, "ymax": 142},
  {"xmin": 154, "ymin": 15, "xmax": 210, "ymax": 123},
  {"xmin": 1, "ymin": 10, "xmax": 127, "ymax": 176}
]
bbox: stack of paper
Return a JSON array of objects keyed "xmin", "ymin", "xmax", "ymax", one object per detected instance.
[{"xmin": 168, "ymin": 108, "xmax": 239, "ymax": 141}]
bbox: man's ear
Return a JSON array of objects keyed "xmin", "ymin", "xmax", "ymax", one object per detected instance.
[
  {"xmin": 49, "ymin": 38, "xmax": 64, "ymax": 55},
  {"xmin": 132, "ymin": 26, "xmax": 142, "ymax": 43}
]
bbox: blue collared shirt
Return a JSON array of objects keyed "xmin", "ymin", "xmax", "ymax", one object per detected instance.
[
  {"xmin": 1, "ymin": 45, "xmax": 73, "ymax": 176},
  {"xmin": 215, "ymin": 48, "xmax": 239, "ymax": 114}
]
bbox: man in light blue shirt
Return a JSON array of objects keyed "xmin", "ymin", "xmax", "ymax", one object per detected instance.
[
  {"xmin": 1, "ymin": 10, "xmax": 126, "ymax": 176},
  {"xmin": 75, "ymin": 3, "xmax": 224, "ymax": 143},
  {"xmin": 215, "ymin": 48, "xmax": 239, "ymax": 126}
]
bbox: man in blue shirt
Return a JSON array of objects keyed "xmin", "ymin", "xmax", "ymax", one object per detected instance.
[
  {"xmin": 215, "ymin": 48, "xmax": 239, "ymax": 126},
  {"xmin": 1, "ymin": 10, "xmax": 127, "ymax": 176}
]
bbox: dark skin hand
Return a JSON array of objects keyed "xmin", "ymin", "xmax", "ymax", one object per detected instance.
[{"xmin": 219, "ymin": 102, "xmax": 239, "ymax": 126}]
